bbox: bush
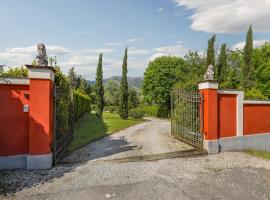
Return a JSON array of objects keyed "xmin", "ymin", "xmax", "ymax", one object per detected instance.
[
  {"xmin": 104, "ymin": 106, "xmax": 119, "ymax": 113},
  {"xmin": 74, "ymin": 90, "xmax": 91, "ymax": 120},
  {"xmin": 245, "ymin": 87, "xmax": 268, "ymax": 100},
  {"xmin": 129, "ymin": 108, "xmax": 145, "ymax": 119},
  {"xmin": 140, "ymin": 105, "xmax": 158, "ymax": 117}
]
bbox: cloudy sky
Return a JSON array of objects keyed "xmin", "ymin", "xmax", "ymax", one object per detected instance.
[{"xmin": 0, "ymin": 0, "xmax": 269, "ymax": 80}]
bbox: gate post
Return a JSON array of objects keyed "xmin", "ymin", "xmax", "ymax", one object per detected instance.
[
  {"xmin": 26, "ymin": 65, "xmax": 56, "ymax": 169},
  {"xmin": 199, "ymin": 80, "xmax": 219, "ymax": 154}
]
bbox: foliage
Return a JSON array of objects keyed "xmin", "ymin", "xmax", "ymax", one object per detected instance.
[
  {"xmin": 217, "ymin": 43, "xmax": 227, "ymax": 83},
  {"xmin": 207, "ymin": 35, "xmax": 216, "ymax": 67},
  {"xmin": 104, "ymin": 105, "xmax": 119, "ymax": 113},
  {"xmin": 245, "ymin": 87, "xmax": 267, "ymax": 100},
  {"xmin": 104, "ymin": 80, "xmax": 120, "ymax": 106},
  {"xmin": 119, "ymin": 47, "xmax": 129, "ymax": 119},
  {"xmin": 140, "ymin": 105, "xmax": 159, "ymax": 117},
  {"xmin": 95, "ymin": 53, "xmax": 105, "ymax": 117},
  {"xmin": 128, "ymin": 87, "xmax": 140, "ymax": 109},
  {"xmin": 73, "ymin": 90, "xmax": 91, "ymax": 120},
  {"xmin": 143, "ymin": 56, "xmax": 187, "ymax": 117},
  {"xmin": 67, "ymin": 67, "xmax": 78, "ymax": 89},
  {"xmin": 68, "ymin": 112, "xmax": 143, "ymax": 152},
  {"xmin": 129, "ymin": 108, "xmax": 145, "ymax": 119},
  {"xmin": 243, "ymin": 25, "xmax": 254, "ymax": 89},
  {"xmin": 0, "ymin": 66, "xmax": 28, "ymax": 77}
]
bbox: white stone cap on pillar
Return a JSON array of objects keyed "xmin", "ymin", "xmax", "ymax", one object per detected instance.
[
  {"xmin": 25, "ymin": 65, "xmax": 56, "ymax": 81},
  {"xmin": 199, "ymin": 81, "xmax": 219, "ymax": 90}
]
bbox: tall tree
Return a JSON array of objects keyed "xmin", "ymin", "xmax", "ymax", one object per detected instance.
[
  {"xmin": 119, "ymin": 47, "xmax": 129, "ymax": 119},
  {"xmin": 207, "ymin": 35, "xmax": 216, "ymax": 67},
  {"xmin": 243, "ymin": 25, "xmax": 254, "ymax": 89},
  {"xmin": 67, "ymin": 67, "xmax": 77, "ymax": 89},
  {"xmin": 95, "ymin": 53, "xmax": 104, "ymax": 117},
  {"xmin": 217, "ymin": 43, "xmax": 227, "ymax": 83}
]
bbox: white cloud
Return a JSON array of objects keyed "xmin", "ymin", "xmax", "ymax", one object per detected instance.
[
  {"xmin": 232, "ymin": 40, "xmax": 270, "ymax": 50},
  {"xmin": 128, "ymin": 37, "xmax": 145, "ymax": 42},
  {"xmin": 157, "ymin": 7, "xmax": 164, "ymax": 12},
  {"xmin": 174, "ymin": 0, "xmax": 270, "ymax": 33},
  {"xmin": 129, "ymin": 49, "xmax": 151, "ymax": 55},
  {"xmin": 78, "ymin": 48, "xmax": 115, "ymax": 54},
  {"xmin": 105, "ymin": 42, "xmax": 122, "ymax": 47},
  {"xmin": 149, "ymin": 45, "xmax": 189, "ymax": 61}
]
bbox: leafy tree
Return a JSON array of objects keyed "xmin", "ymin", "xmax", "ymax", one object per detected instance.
[
  {"xmin": 0, "ymin": 66, "xmax": 28, "ymax": 77},
  {"xmin": 243, "ymin": 25, "xmax": 254, "ymax": 89},
  {"xmin": 128, "ymin": 88, "xmax": 140, "ymax": 109},
  {"xmin": 217, "ymin": 43, "xmax": 227, "ymax": 83},
  {"xmin": 95, "ymin": 53, "xmax": 104, "ymax": 117},
  {"xmin": 207, "ymin": 35, "xmax": 216, "ymax": 67},
  {"xmin": 104, "ymin": 80, "xmax": 120, "ymax": 106},
  {"xmin": 119, "ymin": 47, "xmax": 129, "ymax": 119},
  {"xmin": 245, "ymin": 87, "xmax": 267, "ymax": 100},
  {"xmin": 143, "ymin": 56, "xmax": 187, "ymax": 117},
  {"xmin": 67, "ymin": 67, "xmax": 78, "ymax": 89}
]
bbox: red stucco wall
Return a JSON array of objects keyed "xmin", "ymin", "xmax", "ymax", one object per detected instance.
[
  {"xmin": 29, "ymin": 79, "xmax": 54, "ymax": 155},
  {"xmin": 0, "ymin": 85, "xmax": 29, "ymax": 156},
  {"xmin": 244, "ymin": 104, "xmax": 270, "ymax": 135},
  {"xmin": 218, "ymin": 94, "xmax": 237, "ymax": 138}
]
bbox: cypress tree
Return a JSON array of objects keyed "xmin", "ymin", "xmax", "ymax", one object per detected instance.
[
  {"xmin": 207, "ymin": 35, "xmax": 216, "ymax": 67},
  {"xmin": 243, "ymin": 25, "xmax": 254, "ymax": 89},
  {"xmin": 95, "ymin": 53, "xmax": 104, "ymax": 117},
  {"xmin": 217, "ymin": 43, "xmax": 227, "ymax": 83},
  {"xmin": 67, "ymin": 67, "xmax": 77, "ymax": 89},
  {"xmin": 119, "ymin": 47, "xmax": 129, "ymax": 119}
]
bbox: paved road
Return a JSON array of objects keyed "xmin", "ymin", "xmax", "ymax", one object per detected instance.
[{"xmin": 1, "ymin": 118, "xmax": 270, "ymax": 200}]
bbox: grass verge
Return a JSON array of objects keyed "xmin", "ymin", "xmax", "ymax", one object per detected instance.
[
  {"xmin": 68, "ymin": 112, "xmax": 143, "ymax": 152},
  {"xmin": 245, "ymin": 149, "xmax": 270, "ymax": 160}
]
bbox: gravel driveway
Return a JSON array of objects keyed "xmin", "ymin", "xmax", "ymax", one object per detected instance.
[{"xmin": 1, "ymin": 118, "xmax": 270, "ymax": 200}]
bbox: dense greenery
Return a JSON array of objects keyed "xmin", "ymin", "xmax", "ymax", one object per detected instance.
[
  {"xmin": 140, "ymin": 105, "xmax": 159, "ymax": 117},
  {"xmin": 95, "ymin": 53, "xmax": 105, "ymax": 117},
  {"xmin": 68, "ymin": 112, "xmax": 143, "ymax": 151},
  {"xmin": 73, "ymin": 90, "xmax": 91, "ymax": 120},
  {"xmin": 0, "ymin": 66, "xmax": 28, "ymax": 77},
  {"xmin": 129, "ymin": 108, "xmax": 145, "ymax": 119},
  {"xmin": 143, "ymin": 56, "xmax": 187, "ymax": 117},
  {"xmin": 217, "ymin": 43, "xmax": 227, "ymax": 83},
  {"xmin": 119, "ymin": 48, "xmax": 129, "ymax": 119}
]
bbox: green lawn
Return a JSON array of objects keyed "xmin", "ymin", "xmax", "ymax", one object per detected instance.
[
  {"xmin": 68, "ymin": 112, "xmax": 143, "ymax": 152},
  {"xmin": 245, "ymin": 149, "xmax": 270, "ymax": 160}
]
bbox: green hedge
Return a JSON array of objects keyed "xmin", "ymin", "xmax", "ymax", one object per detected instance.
[
  {"xmin": 140, "ymin": 105, "xmax": 169, "ymax": 118},
  {"xmin": 140, "ymin": 105, "xmax": 158, "ymax": 117},
  {"xmin": 74, "ymin": 90, "xmax": 91, "ymax": 121},
  {"xmin": 129, "ymin": 108, "xmax": 145, "ymax": 119}
]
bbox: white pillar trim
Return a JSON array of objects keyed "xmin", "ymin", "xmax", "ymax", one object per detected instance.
[
  {"xmin": 218, "ymin": 90, "xmax": 244, "ymax": 137},
  {"xmin": 0, "ymin": 78, "xmax": 29, "ymax": 85},
  {"xmin": 199, "ymin": 81, "xmax": 219, "ymax": 90}
]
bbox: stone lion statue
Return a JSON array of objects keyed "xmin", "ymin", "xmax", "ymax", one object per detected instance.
[
  {"xmin": 204, "ymin": 64, "xmax": 215, "ymax": 80},
  {"xmin": 36, "ymin": 43, "xmax": 48, "ymax": 66}
]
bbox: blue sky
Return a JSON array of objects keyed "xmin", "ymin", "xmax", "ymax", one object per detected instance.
[{"xmin": 0, "ymin": 0, "xmax": 269, "ymax": 80}]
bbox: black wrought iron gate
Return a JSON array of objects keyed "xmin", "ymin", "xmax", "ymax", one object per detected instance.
[
  {"xmin": 171, "ymin": 88, "xmax": 203, "ymax": 148},
  {"xmin": 53, "ymin": 86, "xmax": 74, "ymax": 165}
]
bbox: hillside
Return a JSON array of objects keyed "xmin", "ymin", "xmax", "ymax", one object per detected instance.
[{"xmin": 88, "ymin": 76, "xmax": 143, "ymax": 89}]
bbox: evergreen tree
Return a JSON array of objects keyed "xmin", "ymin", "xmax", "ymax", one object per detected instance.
[
  {"xmin": 95, "ymin": 53, "xmax": 104, "ymax": 117},
  {"xmin": 67, "ymin": 67, "xmax": 77, "ymax": 89},
  {"xmin": 119, "ymin": 48, "xmax": 129, "ymax": 119},
  {"xmin": 217, "ymin": 43, "xmax": 227, "ymax": 83},
  {"xmin": 207, "ymin": 35, "xmax": 216, "ymax": 67},
  {"xmin": 243, "ymin": 25, "xmax": 254, "ymax": 89}
]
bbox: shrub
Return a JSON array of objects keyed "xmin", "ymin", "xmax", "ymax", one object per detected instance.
[
  {"xmin": 74, "ymin": 90, "xmax": 91, "ymax": 120},
  {"xmin": 129, "ymin": 108, "xmax": 145, "ymax": 119},
  {"xmin": 105, "ymin": 106, "xmax": 119, "ymax": 113},
  {"xmin": 140, "ymin": 105, "xmax": 158, "ymax": 117},
  {"xmin": 245, "ymin": 87, "xmax": 268, "ymax": 100}
]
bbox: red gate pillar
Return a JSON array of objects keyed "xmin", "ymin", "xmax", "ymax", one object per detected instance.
[
  {"xmin": 199, "ymin": 80, "xmax": 219, "ymax": 154},
  {"xmin": 26, "ymin": 65, "xmax": 56, "ymax": 169}
]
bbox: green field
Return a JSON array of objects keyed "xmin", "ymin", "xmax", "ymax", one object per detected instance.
[
  {"xmin": 68, "ymin": 112, "xmax": 143, "ymax": 152},
  {"xmin": 245, "ymin": 149, "xmax": 270, "ymax": 160}
]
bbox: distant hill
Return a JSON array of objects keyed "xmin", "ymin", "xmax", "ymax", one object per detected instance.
[{"xmin": 88, "ymin": 76, "xmax": 143, "ymax": 89}]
